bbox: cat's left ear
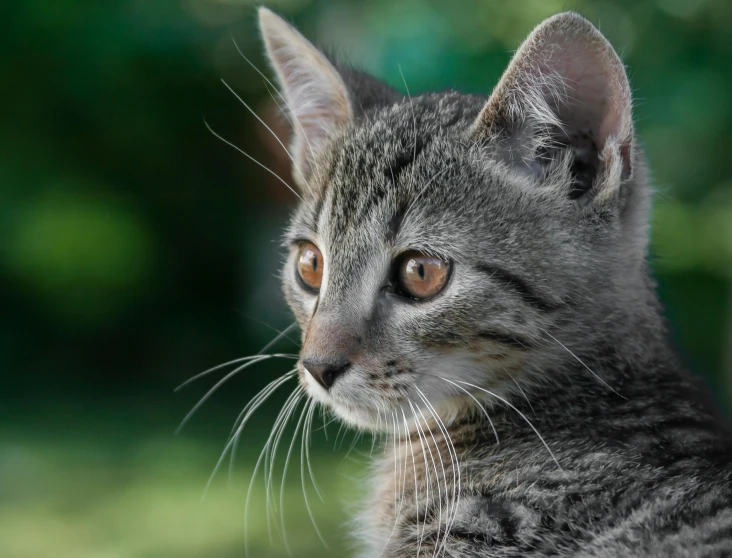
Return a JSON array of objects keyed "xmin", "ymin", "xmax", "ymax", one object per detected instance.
[
  {"xmin": 473, "ymin": 12, "xmax": 633, "ymax": 202},
  {"xmin": 259, "ymin": 8, "xmax": 353, "ymax": 191}
]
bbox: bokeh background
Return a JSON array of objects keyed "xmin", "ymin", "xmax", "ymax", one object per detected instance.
[{"xmin": 2, "ymin": 0, "xmax": 732, "ymax": 556}]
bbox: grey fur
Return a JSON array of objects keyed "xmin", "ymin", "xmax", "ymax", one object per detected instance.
[{"xmin": 256, "ymin": 8, "xmax": 732, "ymax": 557}]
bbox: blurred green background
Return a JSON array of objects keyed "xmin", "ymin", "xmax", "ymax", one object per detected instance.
[{"xmin": 2, "ymin": 0, "xmax": 732, "ymax": 556}]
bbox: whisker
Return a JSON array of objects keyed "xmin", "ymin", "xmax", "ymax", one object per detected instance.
[
  {"xmin": 269, "ymin": 388, "xmax": 305, "ymax": 546},
  {"xmin": 408, "ymin": 400, "xmax": 431, "ymax": 557},
  {"xmin": 304, "ymin": 399, "xmax": 324, "ymax": 502},
  {"xmin": 380, "ymin": 409, "xmax": 410, "ymax": 556},
  {"xmin": 244, "ymin": 385, "xmax": 303, "ymax": 558},
  {"xmin": 199, "ymin": 369, "xmax": 296, "ymax": 490},
  {"xmin": 399, "ymin": 410, "xmax": 411, "ymax": 517},
  {"xmin": 227, "ymin": 371, "xmax": 297, "ymax": 481},
  {"xmin": 414, "ymin": 386, "xmax": 461, "ymax": 556},
  {"xmin": 204, "ymin": 120, "xmax": 303, "ymax": 202},
  {"xmin": 343, "ymin": 426, "xmax": 364, "ymax": 465},
  {"xmin": 445, "ymin": 381, "xmax": 499, "ymax": 446},
  {"xmin": 503, "ymin": 367, "xmax": 537, "ymax": 416},
  {"xmin": 230, "ymin": 36, "xmax": 320, "ymax": 171},
  {"xmin": 279, "ymin": 395, "xmax": 309, "ymax": 550},
  {"xmin": 175, "ymin": 353, "xmax": 297, "ymax": 392},
  {"xmin": 370, "ymin": 407, "xmax": 381, "ymax": 457},
  {"xmin": 398, "ymin": 64, "xmax": 419, "ymax": 189},
  {"xmin": 220, "ymin": 79, "xmax": 312, "ymax": 193},
  {"xmin": 300, "ymin": 399, "xmax": 329, "ymax": 547},
  {"xmin": 334, "ymin": 422, "xmax": 347, "ymax": 452},
  {"xmin": 412, "ymin": 394, "xmax": 448, "ymax": 557},
  {"xmin": 176, "ymin": 354, "xmax": 292, "ymax": 434},
  {"xmin": 404, "ymin": 165, "xmax": 455, "ymax": 220},
  {"xmin": 539, "ymin": 327, "xmax": 626, "ymax": 399},
  {"xmin": 453, "ymin": 378, "xmax": 563, "ymax": 471},
  {"xmin": 255, "ymin": 321, "xmax": 299, "ymax": 356},
  {"xmin": 266, "ymin": 388, "xmax": 304, "ymax": 523},
  {"xmin": 401, "ymin": 408, "xmax": 421, "ymax": 557},
  {"xmin": 391, "ymin": 412, "xmax": 399, "ymax": 513}
]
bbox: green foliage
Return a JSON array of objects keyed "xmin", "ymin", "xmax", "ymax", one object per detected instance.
[{"xmin": 1, "ymin": 0, "xmax": 731, "ymax": 556}]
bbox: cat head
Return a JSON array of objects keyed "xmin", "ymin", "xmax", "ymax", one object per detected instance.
[{"xmin": 259, "ymin": 8, "xmax": 648, "ymax": 430}]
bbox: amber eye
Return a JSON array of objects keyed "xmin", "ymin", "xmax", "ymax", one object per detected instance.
[
  {"xmin": 395, "ymin": 251, "xmax": 450, "ymax": 300},
  {"xmin": 296, "ymin": 242, "xmax": 324, "ymax": 291}
]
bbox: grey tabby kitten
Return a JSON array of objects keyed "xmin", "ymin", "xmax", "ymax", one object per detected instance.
[{"xmin": 255, "ymin": 7, "xmax": 732, "ymax": 557}]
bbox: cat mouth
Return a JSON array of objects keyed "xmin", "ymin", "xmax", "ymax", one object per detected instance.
[
  {"xmin": 298, "ymin": 367, "xmax": 392, "ymax": 428},
  {"xmin": 326, "ymin": 398, "xmax": 387, "ymax": 430}
]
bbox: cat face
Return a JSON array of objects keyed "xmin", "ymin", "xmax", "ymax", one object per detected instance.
[{"xmin": 260, "ymin": 9, "xmax": 645, "ymax": 430}]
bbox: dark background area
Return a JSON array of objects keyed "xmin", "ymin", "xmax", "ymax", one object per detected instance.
[{"xmin": 1, "ymin": 1, "xmax": 731, "ymax": 556}]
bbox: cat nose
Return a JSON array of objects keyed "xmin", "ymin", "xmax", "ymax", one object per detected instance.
[{"xmin": 303, "ymin": 359, "xmax": 351, "ymax": 391}]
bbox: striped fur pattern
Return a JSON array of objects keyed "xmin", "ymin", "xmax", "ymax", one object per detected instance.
[{"xmin": 257, "ymin": 8, "xmax": 732, "ymax": 557}]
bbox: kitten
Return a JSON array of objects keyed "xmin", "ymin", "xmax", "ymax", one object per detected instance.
[{"xmin": 253, "ymin": 7, "xmax": 732, "ymax": 557}]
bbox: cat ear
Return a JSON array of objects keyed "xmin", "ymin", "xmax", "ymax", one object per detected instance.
[
  {"xmin": 258, "ymin": 8, "xmax": 353, "ymax": 191},
  {"xmin": 473, "ymin": 12, "xmax": 633, "ymax": 200}
]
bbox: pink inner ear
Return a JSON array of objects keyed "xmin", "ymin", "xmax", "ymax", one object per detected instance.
[
  {"xmin": 537, "ymin": 46, "xmax": 630, "ymax": 151},
  {"xmin": 259, "ymin": 7, "xmax": 353, "ymax": 184},
  {"xmin": 475, "ymin": 13, "xmax": 634, "ymax": 182},
  {"xmin": 270, "ymin": 43, "xmax": 352, "ymax": 151}
]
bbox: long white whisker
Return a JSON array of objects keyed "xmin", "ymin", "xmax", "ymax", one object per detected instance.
[
  {"xmin": 201, "ymin": 369, "xmax": 296, "ymax": 491},
  {"xmin": 175, "ymin": 353, "xmax": 298, "ymax": 392},
  {"xmin": 399, "ymin": 409, "xmax": 410, "ymax": 517},
  {"xmin": 412, "ymin": 393, "xmax": 447, "ymax": 558},
  {"xmin": 244, "ymin": 385, "xmax": 303, "ymax": 558},
  {"xmin": 230, "ymin": 36, "xmax": 319, "ymax": 170},
  {"xmin": 445, "ymin": 381, "xmax": 499, "ymax": 446},
  {"xmin": 404, "ymin": 165, "xmax": 454, "ymax": 219},
  {"xmin": 415, "ymin": 386, "xmax": 460, "ymax": 556},
  {"xmin": 401, "ymin": 407, "xmax": 421, "ymax": 557},
  {"xmin": 264, "ymin": 387, "xmax": 304, "ymax": 544},
  {"xmin": 176, "ymin": 354, "xmax": 292, "ymax": 433},
  {"xmin": 266, "ymin": 389, "xmax": 304, "ymax": 525},
  {"xmin": 279, "ymin": 396, "xmax": 309, "ymax": 551},
  {"xmin": 391, "ymin": 412, "xmax": 399, "ymax": 513},
  {"xmin": 300, "ymin": 399, "xmax": 329, "ymax": 547},
  {"xmin": 380, "ymin": 409, "xmax": 409, "ymax": 556},
  {"xmin": 220, "ymin": 79, "xmax": 312, "ymax": 192},
  {"xmin": 227, "ymin": 371, "xmax": 297, "ymax": 481},
  {"xmin": 304, "ymin": 399, "xmax": 324, "ymax": 502},
  {"xmin": 343, "ymin": 426, "xmax": 364, "ymax": 465},
  {"xmin": 503, "ymin": 367, "xmax": 536, "ymax": 416},
  {"xmin": 454, "ymin": 378, "xmax": 563, "ymax": 471},
  {"xmin": 371, "ymin": 407, "xmax": 381, "ymax": 457},
  {"xmin": 204, "ymin": 120, "xmax": 303, "ymax": 202},
  {"xmin": 398, "ymin": 64, "xmax": 419, "ymax": 189},
  {"xmin": 539, "ymin": 327, "xmax": 626, "ymax": 399},
  {"xmin": 408, "ymin": 400, "xmax": 432, "ymax": 557},
  {"xmin": 334, "ymin": 422, "xmax": 347, "ymax": 452},
  {"xmin": 257, "ymin": 321, "xmax": 299, "ymax": 356}
]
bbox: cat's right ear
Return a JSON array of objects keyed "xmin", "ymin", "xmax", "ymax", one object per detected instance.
[
  {"xmin": 259, "ymin": 8, "xmax": 353, "ymax": 192},
  {"xmin": 472, "ymin": 12, "xmax": 633, "ymax": 203}
]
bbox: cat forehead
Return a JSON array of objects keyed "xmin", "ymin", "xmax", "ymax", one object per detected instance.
[
  {"xmin": 308, "ymin": 92, "xmax": 487, "ymax": 212},
  {"xmin": 288, "ymin": 113, "xmax": 534, "ymax": 252},
  {"xmin": 292, "ymin": 122, "xmax": 453, "ymax": 234}
]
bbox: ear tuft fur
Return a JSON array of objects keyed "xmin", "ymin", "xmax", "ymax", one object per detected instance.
[
  {"xmin": 473, "ymin": 12, "xmax": 633, "ymax": 201},
  {"xmin": 258, "ymin": 7, "xmax": 353, "ymax": 191}
]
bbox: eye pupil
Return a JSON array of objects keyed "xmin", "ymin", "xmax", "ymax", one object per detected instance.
[
  {"xmin": 296, "ymin": 242, "xmax": 324, "ymax": 291},
  {"xmin": 395, "ymin": 251, "xmax": 450, "ymax": 300}
]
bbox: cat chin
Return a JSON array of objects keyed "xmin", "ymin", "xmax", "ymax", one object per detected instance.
[
  {"xmin": 326, "ymin": 395, "xmax": 478, "ymax": 434},
  {"xmin": 330, "ymin": 404, "xmax": 386, "ymax": 432},
  {"xmin": 300, "ymin": 374, "xmax": 479, "ymax": 434}
]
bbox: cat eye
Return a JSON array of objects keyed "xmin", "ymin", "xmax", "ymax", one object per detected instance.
[
  {"xmin": 296, "ymin": 242, "xmax": 324, "ymax": 291},
  {"xmin": 395, "ymin": 251, "xmax": 450, "ymax": 300}
]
